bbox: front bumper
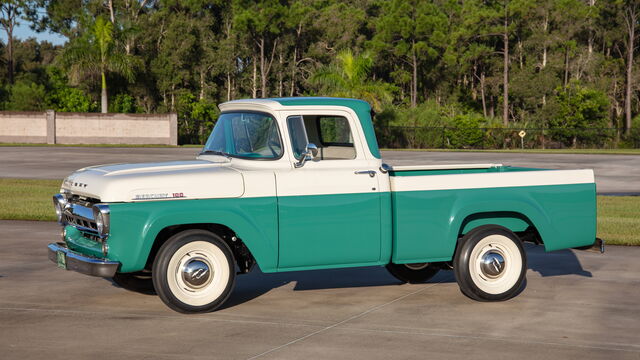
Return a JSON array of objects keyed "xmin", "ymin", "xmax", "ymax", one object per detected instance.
[{"xmin": 47, "ymin": 242, "xmax": 119, "ymax": 277}]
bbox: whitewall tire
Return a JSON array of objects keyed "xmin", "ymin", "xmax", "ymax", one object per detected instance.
[
  {"xmin": 454, "ymin": 225, "xmax": 526, "ymax": 301},
  {"xmin": 152, "ymin": 230, "xmax": 236, "ymax": 313}
]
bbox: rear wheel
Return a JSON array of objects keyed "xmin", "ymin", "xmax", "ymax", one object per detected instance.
[
  {"xmin": 152, "ymin": 230, "xmax": 236, "ymax": 313},
  {"xmin": 454, "ymin": 225, "xmax": 526, "ymax": 301},
  {"xmin": 386, "ymin": 262, "xmax": 440, "ymax": 283}
]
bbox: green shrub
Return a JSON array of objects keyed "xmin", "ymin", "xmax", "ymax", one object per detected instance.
[
  {"xmin": 176, "ymin": 92, "xmax": 219, "ymax": 144},
  {"xmin": 374, "ymin": 101, "xmax": 456, "ymax": 148},
  {"xmin": 444, "ymin": 113, "xmax": 485, "ymax": 148},
  {"xmin": 44, "ymin": 66, "xmax": 96, "ymax": 112},
  {"xmin": 46, "ymin": 87, "xmax": 96, "ymax": 112},
  {"xmin": 0, "ymin": 86, "xmax": 8, "ymax": 110},
  {"xmin": 109, "ymin": 93, "xmax": 140, "ymax": 113},
  {"xmin": 4, "ymin": 80, "xmax": 46, "ymax": 111},
  {"xmin": 548, "ymin": 83, "xmax": 610, "ymax": 147},
  {"xmin": 621, "ymin": 115, "xmax": 640, "ymax": 148}
]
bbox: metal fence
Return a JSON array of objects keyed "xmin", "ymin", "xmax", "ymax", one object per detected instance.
[{"xmin": 375, "ymin": 127, "xmax": 640, "ymax": 150}]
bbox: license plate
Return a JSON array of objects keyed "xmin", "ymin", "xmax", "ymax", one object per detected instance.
[{"xmin": 56, "ymin": 251, "xmax": 67, "ymax": 269}]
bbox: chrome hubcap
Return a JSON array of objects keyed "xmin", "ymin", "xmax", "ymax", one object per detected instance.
[
  {"xmin": 181, "ymin": 258, "xmax": 212, "ymax": 289},
  {"xmin": 480, "ymin": 251, "xmax": 505, "ymax": 278}
]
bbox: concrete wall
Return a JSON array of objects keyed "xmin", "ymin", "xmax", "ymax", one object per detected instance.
[
  {"xmin": 0, "ymin": 111, "xmax": 177, "ymax": 145},
  {"xmin": 0, "ymin": 112, "xmax": 49, "ymax": 144}
]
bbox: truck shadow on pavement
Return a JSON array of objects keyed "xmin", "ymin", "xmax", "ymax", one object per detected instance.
[
  {"xmin": 222, "ymin": 245, "xmax": 592, "ymax": 309},
  {"xmin": 222, "ymin": 265, "xmax": 448, "ymax": 310},
  {"xmin": 524, "ymin": 244, "xmax": 593, "ymax": 278},
  {"xmin": 103, "ymin": 244, "xmax": 592, "ymax": 310}
]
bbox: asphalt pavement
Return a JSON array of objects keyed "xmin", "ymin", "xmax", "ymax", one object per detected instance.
[
  {"xmin": 1, "ymin": 146, "xmax": 639, "ymax": 193},
  {"xmin": 1, "ymin": 220, "xmax": 638, "ymax": 359}
]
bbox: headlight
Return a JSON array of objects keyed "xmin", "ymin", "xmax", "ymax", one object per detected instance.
[
  {"xmin": 52, "ymin": 194, "xmax": 67, "ymax": 224},
  {"xmin": 92, "ymin": 204, "xmax": 110, "ymax": 238},
  {"xmin": 95, "ymin": 211, "xmax": 104, "ymax": 233}
]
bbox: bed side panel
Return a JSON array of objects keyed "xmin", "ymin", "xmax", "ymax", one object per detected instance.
[{"xmin": 390, "ymin": 170, "xmax": 596, "ymax": 263}]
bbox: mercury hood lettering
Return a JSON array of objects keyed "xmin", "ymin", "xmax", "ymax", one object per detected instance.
[
  {"xmin": 63, "ymin": 178, "xmax": 88, "ymax": 188},
  {"xmin": 133, "ymin": 192, "xmax": 186, "ymax": 200}
]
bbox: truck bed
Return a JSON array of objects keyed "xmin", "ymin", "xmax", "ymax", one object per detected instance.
[{"xmin": 387, "ymin": 163, "xmax": 597, "ymax": 264}]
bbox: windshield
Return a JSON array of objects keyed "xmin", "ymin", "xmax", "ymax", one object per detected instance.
[{"xmin": 202, "ymin": 112, "xmax": 283, "ymax": 159}]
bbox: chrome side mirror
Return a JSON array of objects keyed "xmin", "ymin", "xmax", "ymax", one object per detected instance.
[{"xmin": 294, "ymin": 143, "xmax": 318, "ymax": 168}]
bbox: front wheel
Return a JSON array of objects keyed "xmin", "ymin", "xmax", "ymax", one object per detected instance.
[
  {"xmin": 386, "ymin": 262, "xmax": 440, "ymax": 283},
  {"xmin": 152, "ymin": 230, "xmax": 236, "ymax": 313},
  {"xmin": 454, "ymin": 225, "xmax": 527, "ymax": 301}
]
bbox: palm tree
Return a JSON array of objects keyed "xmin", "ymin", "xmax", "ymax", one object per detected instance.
[
  {"xmin": 310, "ymin": 49, "xmax": 395, "ymax": 111},
  {"xmin": 59, "ymin": 16, "xmax": 138, "ymax": 113}
]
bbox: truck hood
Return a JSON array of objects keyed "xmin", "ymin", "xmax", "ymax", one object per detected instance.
[{"xmin": 61, "ymin": 160, "xmax": 244, "ymax": 203}]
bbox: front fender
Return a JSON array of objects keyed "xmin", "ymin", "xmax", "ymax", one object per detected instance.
[{"xmin": 107, "ymin": 197, "xmax": 279, "ymax": 272}]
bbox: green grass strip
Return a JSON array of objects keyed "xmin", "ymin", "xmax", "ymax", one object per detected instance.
[
  {"xmin": 597, "ymin": 196, "xmax": 640, "ymax": 246},
  {"xmin": 0, "ymin": 178, "xmax": 61, "ymax": 221},
  {"xmin": 0, "ymin": 178, "xmax": 637, "ymax": 245}
]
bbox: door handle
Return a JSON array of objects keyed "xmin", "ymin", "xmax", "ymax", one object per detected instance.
[{"xmin": 355, "ymin": 170, "xmax": 376, "ymax": 178}]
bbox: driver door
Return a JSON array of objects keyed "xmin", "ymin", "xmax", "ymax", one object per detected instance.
[{"xmin": 275, "ymin": 112, "xmax": 382, "ymax": 269}]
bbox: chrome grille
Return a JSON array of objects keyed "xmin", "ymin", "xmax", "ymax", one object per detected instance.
[
  {"xmin": 62, "ymin": 212, "xmax": 97, "ymax": 231},
  {"xmin": 62, "ymin": 195, "xmax": 101, "ymax": 238}
]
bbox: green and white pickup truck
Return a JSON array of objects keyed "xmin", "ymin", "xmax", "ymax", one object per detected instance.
[{"xmin": 48, "ymin": 97, "xmax": 601, "ymax": 313}]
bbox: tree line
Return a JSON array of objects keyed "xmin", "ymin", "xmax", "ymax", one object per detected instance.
[{"xmin": 1, "ymin": 0, "xmax": 639, "ymax": 146}]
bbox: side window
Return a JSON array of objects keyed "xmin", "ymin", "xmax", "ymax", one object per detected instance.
[
  {"xmin": 286, "ymin": 115, "xmax": 356, "ymax": 161},
  {"xmin": 318, "ymin": 117, "xmax": 353, "ymax": 146}
]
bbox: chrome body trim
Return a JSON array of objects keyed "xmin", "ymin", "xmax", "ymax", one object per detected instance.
[
  {"xmin": 47, "ymin": 242, "xmax": 119, "ymax": 277},
  {"xmin": 354, "ymin": 170, "xmax": 376, "ymax": 177},
  {"xmin": 294, "ymin": 143, "xmax": 318, "ymax": 168}
]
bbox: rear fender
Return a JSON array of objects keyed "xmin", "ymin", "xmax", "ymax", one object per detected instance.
[
  {"xmin": 449, "ymin": 198, "xmax": 554, "ymax": 252},
  {"xmin": 449, "ymin": 184, "xmax": 596, "ymax": 253}
]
